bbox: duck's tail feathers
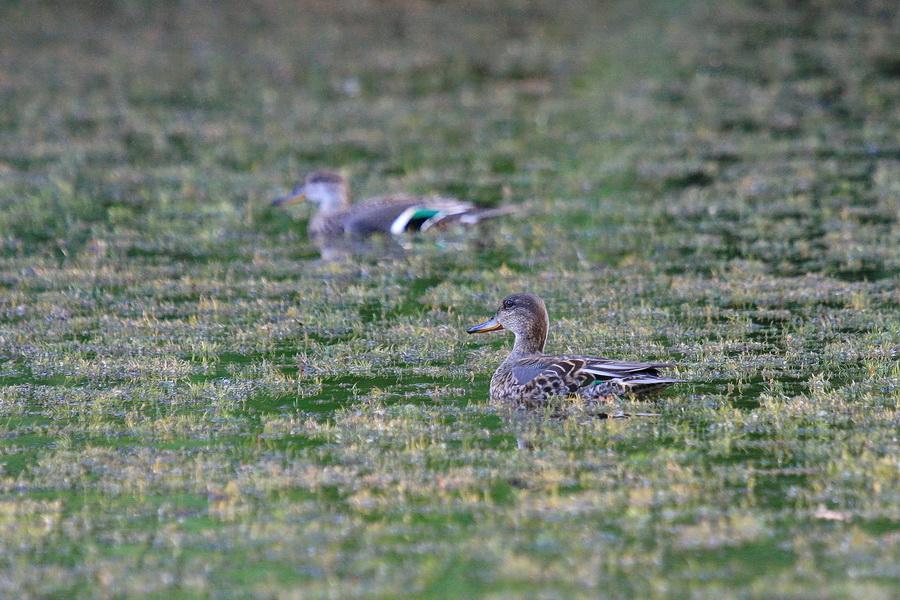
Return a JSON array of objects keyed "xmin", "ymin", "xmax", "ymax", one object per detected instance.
[
  {"xmin": 614, "ymin": 376, "xmax": 684, "ymax": 396},
  {"xmin": 580, "ymin": 374, "xmax": 683, "ymax": 400},
  {"xmin": 421, "ymin": 204, "xmax": 516, "ymax": 232}
]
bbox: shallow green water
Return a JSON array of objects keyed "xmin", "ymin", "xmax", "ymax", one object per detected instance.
[{"xmin": 1, "ymin": 0, "xmax": 898, "ymax": 598}]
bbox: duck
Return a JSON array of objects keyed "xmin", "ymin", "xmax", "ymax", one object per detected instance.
[
  {"xmin": 272, "ymin": 170, "xmax": 511, "ymax": 243},
  {"xmin": 467, "ymin": 293, "xmax": 682, "ymax": 406}
]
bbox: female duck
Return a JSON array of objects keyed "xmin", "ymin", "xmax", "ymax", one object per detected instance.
[{"xmin": 468, "ymin": 293, "xmax": 681, "ymax": 405}]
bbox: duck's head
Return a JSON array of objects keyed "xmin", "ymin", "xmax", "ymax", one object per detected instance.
[
  {"xmin": 467, "ymin": 293, "xmax": 549, "ymax": 353},
  {"xmin": 271, "ymin": 170, "xmax": 349, "ymax": 212}
]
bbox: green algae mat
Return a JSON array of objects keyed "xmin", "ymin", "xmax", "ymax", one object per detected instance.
[{"xmin": 0, "ymin": 1, "xmax": 897, "ymax": 598}]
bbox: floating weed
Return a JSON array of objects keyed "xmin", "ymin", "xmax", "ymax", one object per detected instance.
[{"xmin": 0, "ymin": 0, "xmax": 898, "ymax": 598}]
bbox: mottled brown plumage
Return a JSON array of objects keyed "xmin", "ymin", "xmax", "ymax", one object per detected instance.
[{"xmin": 467, "ymin": 293, "xmax": 682, "ymax": 406}]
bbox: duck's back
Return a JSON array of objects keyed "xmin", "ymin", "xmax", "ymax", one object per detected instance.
[
  {"xmin": 344, "ymin": 196, "xmax": 422, "ymax": 236},
  {"xmin": 490, "ymin": 352, "xmax": 680, "ymax": 404},
  {"xmin": 345, "ymin": 195, "xmax": 477, "ymax": 236}
]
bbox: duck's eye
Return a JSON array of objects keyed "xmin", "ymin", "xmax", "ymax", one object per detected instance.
[{"xmin": 503, "ymin": 298, "xmax": 515, "ymax": 309}]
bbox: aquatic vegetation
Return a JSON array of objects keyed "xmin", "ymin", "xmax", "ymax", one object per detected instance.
[{"xmin": 0, "ymin": 0, "xmax": 897, "ymax": 598}]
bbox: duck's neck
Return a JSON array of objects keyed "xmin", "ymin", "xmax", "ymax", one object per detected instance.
[
  {"xmin": 511, "ymin": 323, "xmax": 547, "ymax": 355},
  {"xmin": 313, "ymin": 185, "xmax": 350, "ymax": 214}
]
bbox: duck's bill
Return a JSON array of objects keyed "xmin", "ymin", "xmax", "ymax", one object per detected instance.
[
  {"xmin": 467, "ymin": 316, "xmax": 503, "ymax": 334},
  {"xmin": 271, "ymin": 189, "xmax": 306, "ymax": 207}
]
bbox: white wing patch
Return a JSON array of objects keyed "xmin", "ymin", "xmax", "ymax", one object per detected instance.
[{"xmin": 389, "ymin": 206, "xmax": 423, "ymax": 235}]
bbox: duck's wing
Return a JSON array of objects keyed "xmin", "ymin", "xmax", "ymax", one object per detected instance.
[
  {"xmin": 511, "ymin": 355, "xmax": 682, "ymax": 399},
  {"xmin": 347, "ymin": 194, "xmax": 512, "ymax": 235},
  {"xmin": 343, "ymin": 196, "xmax": 423, "ymax": 236}
]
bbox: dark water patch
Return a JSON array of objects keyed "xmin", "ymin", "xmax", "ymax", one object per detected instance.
[
  {"xmin": 0, "ymin": 412, "xmax": 57, "ymax": 432},
  {"xmin": 0, "ymin": 154, "xmax": 60, "ymax": 172},
  {"xmin": 858, "ymin": 517, "xmax": 900, "ymax": 536},
  {"xmin": 234, "ymin": 373, "xmax": 471, "ymax": 421},
  {"xmin": 667, "ymin": 541, "xmax": 795, "ymax": 583},
  {"xmin": 291, "ymin": 142, "xmax": 386, "ymax": 164},
  {"xmin": 358, "ymin": 297, "xmax": 388, "ymax": 324},
  {"xmin": 184, "ymin": 347, "xmax": 313, "ymax": 383},
  {"xmin": 663, "ymin": 167, "xmax": 716, "ymax": 190},
  {"xmin": 356, "ymin": 274, "xmax": 450, "ymax": 323},
  {"xmin": 689, "ymin": 379, "xmax": 763, "ymax": 410},
  {"xmin": 279, "ymin": 329, "xmax": 356, "ymax": 348},
  {"xmin": 0, "ymin": 448, "xmax": 43, "ymax": 477},
  {"xmin": 257, "ymin": 435, "xmax": 326, "ymax": 453},
  {"xmin": 746, "ymin": 470, "xmax": 817, "ymax": 510},
  {"xmin": 124, "ymin": 245, "xmax": 219, "ymax": 264},
  {"xmin": 829, "ymin": 263, "xmax": 898, "ymax": 283},
  {"xmin": 63, "ymin": 116, "xmax": 101, "ymax": 135},
  {"xmin": 871, "ymin": 51, "xmax": 900, "ymax": 77},
  {"xmin": 0, "ymin": 371, "xmax": 84, "ymax": 389},
  {"xmin": 244, "ymin": 393, "xmax": 303, "ymax": 416},
  {"xmin": 440, "ymin": 181, "xmax": 506, "ymax": 206},
  {"xmin": 288, "ymin": 394, "xmax": 344, "ymax": 417},
  {"xmin": 127, "ymin": 90, "xmax": 227, "ymax": 112}
]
